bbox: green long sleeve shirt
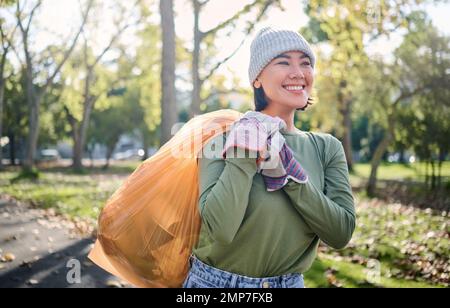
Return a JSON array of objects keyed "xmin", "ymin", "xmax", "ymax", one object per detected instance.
[{"xmin": 192, "ymin": 129, "xmax": 355, "ymax": 277}]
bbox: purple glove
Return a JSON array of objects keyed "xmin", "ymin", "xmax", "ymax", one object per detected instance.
[{"xmin": 261, "ymin": 138, "xmax": 308, "ymax": 191}]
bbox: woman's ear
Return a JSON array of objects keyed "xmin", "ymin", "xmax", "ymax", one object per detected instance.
[{"xmin": 253, "ymin": 79, "xmax": 262, "ymax": 89}]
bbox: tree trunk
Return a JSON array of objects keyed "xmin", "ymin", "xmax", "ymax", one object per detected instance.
[
  {"xmin": 73, "ymin": 95, "xmax": 96, "ymax": 172},
  {"xmin": 190, "ymin": 0, "xmax": 202, "ymax": 118},
  {"xmin": 398, "ymin": 147, "xmax": 406, "ymax": 164},
  {"xmin": 103, "ymin": 145, "xmax": 115, "ymax": 170},
  {"xmin": 87, "ymin": 144, "xmax": 94, "ymax": 168},
  {"xmin": 23, "ymin": 86, "xmax": 40, "ymax": 171},
  {"xmin": 8, "ymin": 132, "xmax": 15, "ymax": 166},
  {"xmin": 431, "ymin": 159, "xmax": 436, "ymax": 190},
  {"xmin": 160, "ymin": 0, "xmax": 177, "ymax": 145},
  {"xmin": 141, "ymin": 127, "xmax": 150, "ymax": 160},
  {"xmin": 437, "ymin": 148, "xmax": 445, "ymax": 188},
  {"xmin": 367, "ymin": 131, "xmax": 392, "ymax": 197},
  {"xmin": 0, "ymin": 78, "xmax": 4, "ymax": 170},
  {"xmin": 72, "ymin": 124, "xmax": 83, "ymax": 171},
  {"xmin": 340, "ymin": 97, "xmax": 353, "ymax": 171}
]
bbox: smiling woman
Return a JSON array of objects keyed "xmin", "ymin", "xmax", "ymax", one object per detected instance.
[
  {"xmin": 253, "ymin": 50, "xmax": 314, "ymax": 113},
  {"xmin": 184, "ymin": 27, "xmax": 356, "ymax": 288},
  {"xmin": 88, "ymin": 27, "xmax": 355, "ymax": 289},
  {"xmin": 250, "ymin": 28, "xmax": 316, "ymax": 118}
]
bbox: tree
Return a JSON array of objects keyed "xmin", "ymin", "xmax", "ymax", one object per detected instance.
[
  {"xmin": 0, "ymin": 16, "xmax": 16, "ymax": 169},
  {"xmin": 88, "ymin": 96, "xmax": 131, "ymax": 169},
  {"xmin": 392, "ymin": 13, "xmax": 450, "ymax": 189},
  {"xmin": 61, "ymin": 0, "xmax": 140, "ymax": 171},
  {"xmin": 303, "ymin": 0, "xmax": 435, "ymax": 171},
  {"xmin": 159, "ymin": 0, "xmax": 177, "ymax": 145},
  {"xmin": 14, "ymin": 0, "xmax": 93, "ymax": 172},
  {"xmin": 357, "ymin": 12, "xmax": 450, "ymax": 195},
  {"xmin": 2, "ymin": 68, "xmax": 27, "ymax": 166},
  {"xmin": 189, "ymin": 0, "xmax": 281, "ymax": 118},
  {"xmin": 86, "ymin": 35, "xmax": 161, "ymax": 168},
  {"xmin": 133, "ymin": 18, "xmax": 163, "ymax": 158}
]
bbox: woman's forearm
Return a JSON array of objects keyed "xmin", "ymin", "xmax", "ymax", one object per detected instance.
[
  {"xmin": 199, "ymin": 149, "xmax": 257, "ymax": 245},
  {"xmin": 283, "ymin": 139, "xmax": 355, "ymax": 249},
  {"xmin": 283, "ymin": 180, "xmax": 355, "ymax": 249}
]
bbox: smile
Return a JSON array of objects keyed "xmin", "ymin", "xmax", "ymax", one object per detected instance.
[{"xmin": 282, "ymin": 85, "xmax": 306, "ymax": 93}]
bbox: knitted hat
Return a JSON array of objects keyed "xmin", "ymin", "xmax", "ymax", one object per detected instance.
[{"xmin": 248, "ymin": 27, "xmax": 315, "ymax": 85}]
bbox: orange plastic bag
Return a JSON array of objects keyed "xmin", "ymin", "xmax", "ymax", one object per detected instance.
[{"xmin": 88, "ymin": 109, "xmax": 242, "ymax": 287}]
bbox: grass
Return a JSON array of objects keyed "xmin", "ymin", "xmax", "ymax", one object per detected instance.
[
  {"xmin": 1, "ymin": 161, "xmax": 449, "ymax": 288},
  {"xmin": 303, "ymin": 196, "xmax": 449, "ymax": 288},
  {"xmin": 0, "ymin": 171, "xmax": 126, "ymax": 219},
  {"xmin": 304, "ymin": 255, "xmax": 440, "ymax": 288},
  {"xmin": 350, "ymin": 162, "xmax": 450, "ymax": 186}
]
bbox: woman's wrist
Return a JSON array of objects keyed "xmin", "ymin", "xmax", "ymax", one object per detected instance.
[{"xmin": 225, "ymin": 147, "xmax": 258, "ymax": 174}]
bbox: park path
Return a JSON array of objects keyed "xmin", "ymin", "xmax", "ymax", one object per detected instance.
[{"xmin": 0, "ymin": 196, "xmax": 130, "ymax": 288}]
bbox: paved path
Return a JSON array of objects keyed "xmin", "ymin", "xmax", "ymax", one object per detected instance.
[{"xmin": 0, "ymin": 196, "xmax": 130, "ymax": 288}]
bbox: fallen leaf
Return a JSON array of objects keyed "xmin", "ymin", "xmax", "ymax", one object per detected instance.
[
  {"xmin": 26, "ymin": 279, "xmax": 39, "ymax": 285},
  {"xmin": 20, "ymin": 261, "xmax": 33, "ymax": 269},
  {"xmin": 325, "ymin": 268, "xmax": 342, "ymax": 287},
  {"xmin": 83, "ymin": 260, "xmax": 93, "ymax": 267},
  {"xmin": 3, "ymin": 235, "xmax": 18, "ymax": 242},
  {"xmin": 106, "ymin": 280, "xmax": 122, "ymax": 288},
  {"xmin": 1, "ymin": 253, "xmax": 16, "ymax": 262}
]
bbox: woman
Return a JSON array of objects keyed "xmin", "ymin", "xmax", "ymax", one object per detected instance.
[{"xmin": 183, "ymin": 27, "xmax": 356, "ymax": 288}]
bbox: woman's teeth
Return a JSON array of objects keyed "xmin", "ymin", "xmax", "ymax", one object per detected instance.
[{"xmin": 284, "ymin": 85, "xmax": 305, "ymax": 91}]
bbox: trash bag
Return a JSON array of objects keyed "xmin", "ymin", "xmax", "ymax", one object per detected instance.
[{"xmin": 88, "ymin": 109, "xmax": 242, "ymax": 287}]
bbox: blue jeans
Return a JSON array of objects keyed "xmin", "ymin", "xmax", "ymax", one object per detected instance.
[{"xmin": 182, "ymin": 255, "xmax": 304, "ymax": 288}]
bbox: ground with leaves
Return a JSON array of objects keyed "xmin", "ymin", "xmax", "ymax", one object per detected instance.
[
  {"xmin": 305, "ymin": 198, "xmax": 449, "ymax": 288},
  {"xmin": 0, "ymin": 196, "xmax": 131, "ymax": 288},
  {"xmin": 0, "ymin": 162, "xmax": 449, "ymax": 288}
]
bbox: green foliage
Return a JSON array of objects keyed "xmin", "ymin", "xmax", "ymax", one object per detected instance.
[
  {"xmin": 133, "ymin": 22, "xmax": 162, "ymax": 133},
  {"xmin": 0, "ymin": 0, "xmax": 17, "ymax": 7},
  {"xmin": 10, "ymin": 167, "xmax": 40, "ymax": 183},
  {"xmin": 302, "ymin": 0, "xmax": 370, "ymax": 135},
  {"xmin": 39, "ymin": 81, "xmax": 67, "ymax": 146},
  {"xmin": 60, "ymin": 47, "xmax": 114, "ymax": 122},
  {"xmin": 303, "ymin": 1, "xmax": 449, "ymax": 175},
  {"xmin": 3, "ymin": 68, "xmax": 28, "ymax": 141},
  {"xmin": 54, "ymin": 13, "xmax": 163, "ymax": 161},
  {"xmin": 393, "ymin": 13, "xmax": 450, "ymax": 171},
  {"xmin": 353, "ymin": 11, "xmax": 450, "ymax": 187}
]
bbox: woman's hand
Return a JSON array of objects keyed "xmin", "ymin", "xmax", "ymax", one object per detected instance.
[
  {"xmin": 222, "ymin": 117, "xmax": 267, "ymax": 161},
  {"xmin": 260, "ymin": 137, "xmax": 308, "ymax": 191}
]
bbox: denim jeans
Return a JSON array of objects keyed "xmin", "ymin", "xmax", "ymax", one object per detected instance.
[{"xmin": 182, "ymin": 255, "xmax": 304, "ymax": 288}]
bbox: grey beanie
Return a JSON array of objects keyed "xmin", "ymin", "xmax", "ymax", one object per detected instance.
[{"xmin": 248, "ymin": 27, "xmax": 315, "ymax": 85}]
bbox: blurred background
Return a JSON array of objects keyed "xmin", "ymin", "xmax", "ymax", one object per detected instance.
[{"xmin": 0, "ymin": 0, "xmax": 449, "ymax": 288}]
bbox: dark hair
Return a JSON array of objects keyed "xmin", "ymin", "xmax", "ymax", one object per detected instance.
[{"xmin": 253, "ymin": 86, "xmax": 313, "ymax": 111}]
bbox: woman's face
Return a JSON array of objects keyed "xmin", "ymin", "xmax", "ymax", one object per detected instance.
[{"xmin": 254, "ymin": 50, "xmax": 314, "ymax": 110}]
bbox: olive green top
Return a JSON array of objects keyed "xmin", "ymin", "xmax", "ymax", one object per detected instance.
[{"xmin": 193, "ymin": 129, "xmax": 355, "ymax": 277}]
